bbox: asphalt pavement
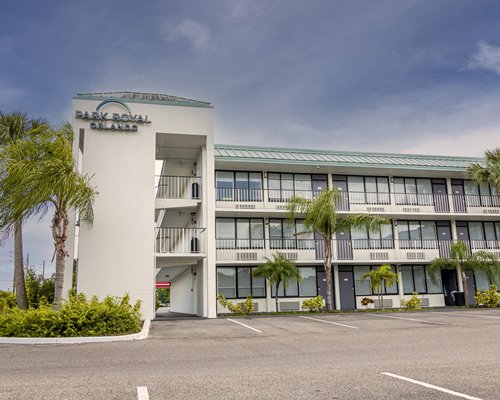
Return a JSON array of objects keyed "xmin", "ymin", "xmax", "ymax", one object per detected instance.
[{"xmin": 1, "ymin": 308, "xmax": 500, "ymax": 399}]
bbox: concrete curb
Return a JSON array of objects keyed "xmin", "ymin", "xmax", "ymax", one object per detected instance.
[{"xmin": 0, "ymin": 319, "xmax": 150, "ymax": 345}]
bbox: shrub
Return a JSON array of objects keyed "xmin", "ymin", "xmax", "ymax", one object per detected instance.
[
  {"xmin": 217, "ymin": 293, "xmax": 254, "ymax": 315},
  {"xmin": 475, "ymin": 285, "xmax": 500, "ymax": 308},
  {"xmin": 0, "ymin": 291, "xmax": 17, "ymax": 313},
  {"xmin": 400, "ymin": 292, "xmax": 422, "ymax": 310},
  {"xmin": 25, "ymin": 268, "xmax": 55, "ymax": 308},
  {"xmin": 360, "ymin": 297, "xmax": 375, "ymax": 307},
  {"xmin": 0, "ymin": 290, "xmax": 142, "ymax": 337},
  {"xmin": 302, "ymin": 295, "xmax": 324, "ymax": 312}
]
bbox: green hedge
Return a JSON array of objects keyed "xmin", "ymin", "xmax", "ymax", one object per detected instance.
[{"xmin": 0, "ymin": 291, "xmax": 142, "ymax": 337}]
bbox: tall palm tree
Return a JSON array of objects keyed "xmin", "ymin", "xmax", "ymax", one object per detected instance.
[
  {"xmin": 427, "ymin": 241, "xmax": 500, "ymax": 307},
  {"xmin": 360, "ymin": 264, "xmax": 397, "ymax": 310},
  {"xmin": 288, "ymin": 188, "xmax": 389, "ymax": 311},
  {"xmin": 467, "ymin": 148, "xmax": 500, "ymax": 193},
  {"xmin": 253, "ymin": 253, "xmax": 301, "ymax": 312},
  {"xmin": 0, "ymin": 112, "xmax": 48, "ymax": 309},
  {"xmin": 0, "ymin": 123, "xmax": 97, "ymax": 308}
]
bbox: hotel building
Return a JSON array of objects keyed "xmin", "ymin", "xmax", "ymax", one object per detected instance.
[{"xmin": 66, "ymin": 92, "xmax": 500, "ymax": 320}]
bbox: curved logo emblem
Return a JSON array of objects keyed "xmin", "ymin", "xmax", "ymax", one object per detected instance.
[{"xmin": 96, "ymin": 99, "xmax": 131, "ymax": 113}]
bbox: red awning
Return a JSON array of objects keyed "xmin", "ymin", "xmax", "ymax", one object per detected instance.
[{"xmin": 156, "ymin": 281, "xmax": 171, "ymax": 288}]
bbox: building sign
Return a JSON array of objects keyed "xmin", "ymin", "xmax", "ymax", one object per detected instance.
[{"xmin": 75, "ymin": 99, "xmax": 151, "ymax": 132}]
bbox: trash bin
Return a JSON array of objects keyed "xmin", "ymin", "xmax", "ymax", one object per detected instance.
[{"xmin": 453, "ymin": 291, "xmax": 465, "ymax": 306}]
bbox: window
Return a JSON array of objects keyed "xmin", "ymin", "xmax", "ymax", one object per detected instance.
[
  {"xmin": 353, "ymin": 265, "xmax": 398, "ymax": 295},
  {"xmin": 457, "ymin": 221, "xmax": 500, "ymax": 249},
  {"xmin": 401, "ymin": 265, "xmax": 442, "ymax": 294},
  {"xmin": 216, "ymin": 218, "xmax": 265, "ymax": 249},
  {"xmin": 351, "ymin": 223, "xmax": 394, "ymax": 249},
  {"xmin": 216, "ymin": 267, "xmax": 267, "ymax": 299},
  {"xmin": 216, "ymin": 171, "xmax": 263, "ymax": 201},
  {"xmin": 394, "ymin": 178, "xmax": 433, "ymax": 206},
  {"xmin": 269, "ymin": 219, "xmax": 314, "ymax": 249},
  {"xmin": 271, "ymin": 266, "xmax": 318, "ymax": 297},
  {"xmin": 397, "ymin": 221, "xmax": 437, "ymax": 249},
  {"xmin": 347, "ymin": 176, "xmax": 390, "ymax": 205},
  {"xmin": 268, "ymin": 173, "xmax": 327, "ymax": 202}
]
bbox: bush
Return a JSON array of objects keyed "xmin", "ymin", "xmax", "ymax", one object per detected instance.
[
  {"xmin": 0, "ymin": 291, "xmax": 17, "ymax": 313},
  {"xmin": 217, "ymin": 293, "xmax": 254, "ymax": 315},
  {"xmin": 400, "ymin": 292, "xmax": 422, "ymax": 310},
  {"xmin": 360, "ymin": 297, "xmax": 374, "ymax": 307},
  {"xmin": 475, "ymin": 285, "xmax": 500, "ymax": 308},
  {"xmin": 25, "ymin": 268, "xmax": 55, "ymax": 308},
  {"xmin": 302, "ymin": 295, "xmax": 324, "ymax": 312},
  {"xmin": 0, "ymin": 290, "xmax": 142, "ymax": 337}
]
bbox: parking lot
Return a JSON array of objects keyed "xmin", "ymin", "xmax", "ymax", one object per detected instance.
[{"xmin": 1, "ymin": 309, "xmax": 500, "ymax": 399}]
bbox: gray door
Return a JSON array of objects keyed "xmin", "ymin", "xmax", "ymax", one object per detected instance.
[
  {"xmin": 314, "ymin": 232, "xmax": 324, "ymax": 260},
  {"xmin": 465, "ymin": 270, "xmax": 476, "ymax": 305},
  {"xmin": 451, "ymin": 181, "xmax": 467, "ymax": 213},
  {"xmin": 333, "ymin": 178, "xmax": 349, "ymax": 211},
  {"xmin": 338, "ymin": 269, "xmax": 356, "ymax": 310},
  {"xmin": 317, "ymin": 270, "xmax": 333, "ymax": 310},
  {"xmin": 437, "ymin": 224, "xmax": 452, "ymax": 258},
  {"xmin": 432, "ymin": 181, "xmax": 449, "ymax": 213},
  {"xmin": 337, "ymin": 230, "xmax": 353, "ymax": 260},
  {"xmin": 441, "ymin": 269, "xmax": 458, "ymax": 306}
]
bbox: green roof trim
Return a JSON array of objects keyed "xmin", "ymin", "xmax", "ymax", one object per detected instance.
[
  {"xmin": 214, "ymin": 144, "xmax": 482, "ymax": 171},
  {"xmin": 74, "ymin": 91, "xmax": 213, "ymax": 109}
]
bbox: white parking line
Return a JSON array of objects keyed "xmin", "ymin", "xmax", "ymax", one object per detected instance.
[
  {"xmin": 227, "ymin": 318, "xmax": 263, "ymax": 333},
  {"xmin": 437, "ymin": 312, "xmax": 500, "ymax": 320},
  {"xmin": 370, "ymin": 313, "xmax": 446, "ymax": 325},
  {"xmin": 299, "ymin": 316, "xmax": 359, "ymax": 329},
  {"xmin": 382, "ymin": 372, "xmax": 483, "ymax": 400},
  {"xmin": 137, "ymin": 386, "xmax": 149, "ymax": 400}
]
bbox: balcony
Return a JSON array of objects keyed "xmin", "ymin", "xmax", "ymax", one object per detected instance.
[
  {"xmin": 156, "ymin": 176, "xmax": 202, "ymax": 209},
  {"xmin": 215, "ymin": 187, "xmax": 500, "ymax": 215},
  {"xmin": 215, "ymin": 239, "xmax": 500, "ymax": 263},
  {"xmin": 156, "ymin": 227, "xmax": 205, "ymax": 254}
]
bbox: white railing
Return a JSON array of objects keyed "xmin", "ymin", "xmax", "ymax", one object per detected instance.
[
  {"xmin": 156, "ymin": 176, "xmax": 202, "ymax": 199},
  {"xmin": 156, "ymin": 227, "xmax": 205, "ymax": 253}
]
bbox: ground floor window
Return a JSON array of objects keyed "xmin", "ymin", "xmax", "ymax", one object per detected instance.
[
  {"xmin": 217, "ymin": 267, "xmax": 266, "ymax": 299},
  {"xmin": 353, "ymin": 265, "xmax": 398, "ymax": 296},
  {"xmin": 401, "ymin": 265, "xmax": 442, "ymax": 294},
  {"xmin": 271, "ymin": 266, "xmax": 318, "ymax": 297},
  {"xmin": 474, "ymin": 271, "xmax": 500, "ymax": 291}
]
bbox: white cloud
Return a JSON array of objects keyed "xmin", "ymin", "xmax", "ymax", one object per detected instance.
[
  {"xmin": 468, "ymin": 41, "xmax": 500, "ymax": 74},
  {"xmin": 163, "ymin": 18, "xmax": 210, "ymax": 51}
]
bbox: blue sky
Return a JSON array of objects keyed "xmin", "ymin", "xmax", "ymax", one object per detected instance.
[{"xmin": 1, "ymin": 0, "xmax": 500, "ymax": 289}]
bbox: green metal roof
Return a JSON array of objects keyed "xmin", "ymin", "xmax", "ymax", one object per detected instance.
[
  {"xmin": 214, "ymin": 144, "xmax": 482, "ymax": 171},
  {"xmin": 74, "ymin": 91, "xmax": 213, "ymax": 108}
]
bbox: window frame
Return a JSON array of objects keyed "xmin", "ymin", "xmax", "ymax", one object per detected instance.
[
  {"xmin": 216, "ymin": 267, "xmax": 267, "ymax": 299},
  {"xmin": 267, "ymin": 172, "xmax": 327, "ymax": 202},
  {"xmin": 346, "ymin": 175, "xmax": 391, "ymax": 205},
  {"xmin": 353, "ymin": 265, "xmax": 399, "ymax": 296},
  {"xmin": 271, "ymin": 266, "xmax": 319, "ymax": 298},
  {"xmin": 216, "ymin": 218, "xmax": 265, "ymax": 249},
  {"xmin": 215, "ymin": 170, "xmax": 263, "ymax": 202},
  {"xmin": 400, "ymin": 264, "xmax": 443, "ymax": 294}
]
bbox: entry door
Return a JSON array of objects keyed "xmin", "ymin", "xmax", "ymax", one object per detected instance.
[
  {"xmin": 432, "ymin": 180, "xmax": 449, "ymax": 213},
  {"xmin": 465, "ymin": 270, "xmax": 476, "ymax": 305},
  {"xmin": 456, "ymin": 223, "xmax": 470, "ymax": 253},
  {"xmin": 441, "ymin": 269, "xmax": 458, "ymax": 306},
  {"xmin": 337, "ymin": 230, "xmax": 353, "ymax": 260},
  {"xmin": 312, "ymin": 175, "xmax": 328, "ymax": 198},
  {"xmin": 314, "ymin": 232, "xmax": 324, "ymax": 260},
  {"xmin": 317, "ymin": 270, "xmax": 333, "ymax": 310},
  {"xmin": 437, "ymin": 224, "xmax": 452, "ymax": 258},
  {"xmin": 333, "ymin": 177, "xmax": 349, "ymax": 211},
  {"xmin": 338, "ymin": 268, "xmax": 356, "ymax": 310},
  {"xmin": 451, "ymin": 180, "xmax": 467, "ymax": 213}
]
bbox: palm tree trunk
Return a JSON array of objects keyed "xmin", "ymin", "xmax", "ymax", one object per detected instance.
[
  {"xmin": 324, "ymin": 236, "xmax": 333, "ymax": 311},
  {"xmin": 379, "ymin": 290, "xmax": 384, "ymax": 310},
  {"xmin": 461, "ymin": 266, "xmax": 469, "ymax": 307},
  {"xmin": 13, "ymin": 220, "xmax": 28, "ymax": 309},
  {"xmin": 275, "ymin": 281, "xmax": 280, "ymax": 312},
  {"xmin": 52, "ymin": 209, "xmax": 69, "ymax": 309}
]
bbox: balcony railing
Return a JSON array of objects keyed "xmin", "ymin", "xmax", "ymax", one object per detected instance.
[
  {"xmin": 156, "ymin": 176, "xmax": 202, "ymax": 199},
  {"xmin": 215, "ymin": 187, "xmax": 500, "ymax": 214},
  {"xmin": 215, "ymin": 239, "xmax": 500, "ymax": 262},
  {"xmin": 156, "ymin": 227, "xmax": 205, "ymax": 253}
]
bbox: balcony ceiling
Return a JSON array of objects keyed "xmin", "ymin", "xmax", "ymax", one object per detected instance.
[{"xmin": 156, "ymin": 133, "xmax": 206, "ymax": 161}]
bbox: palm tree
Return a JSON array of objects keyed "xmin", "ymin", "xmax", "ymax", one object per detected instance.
[
  {"xmin": 427, "ymin": 241, "xmax": 500, "ymax": 307},
  {"xmin": 288, "ymin": 188, "xmax": 389, "ymax": 311},
  {"xmin": 253, "ymin": 253, "xmax": 301, "ymax": 312},
  {"xmin": 0, "ymin": 112, "xmax": 48, "ymax": 309},
  {"xmin": 360, "ymin": 264, "xmax": 397, "ymax": 310},
  {"xmin": 467, "ymin": 148, "xmax": 500, "ymax": 193},
  {"xmin": 0, "ymin": 123, "xmax": 97, "ymax": 308}
]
